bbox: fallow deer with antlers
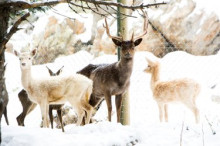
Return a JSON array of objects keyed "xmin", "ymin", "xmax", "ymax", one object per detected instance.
[{"xmin": 79, "ymin": 12, "xmax": 148, "ymax": 122}]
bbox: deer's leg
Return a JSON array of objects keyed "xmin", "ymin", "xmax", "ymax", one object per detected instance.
[
  {"xmin": 49, "ymin": 106, "xmax": 53, "ymax": 129},
  {"xmin": 82, "ymin": 102, "xmax": 93, "ymax": 125},
  {"xmin": 57, "ymin": 109, "xmax": 64, "ymax": 132},
  {"xmin": 104, "ymin": 92, "xmax": 112, "ymax": 122},
  {"xmin": 17, "ymin": 91, "xmax": 36, "ymax": 126},
  {"xmin": 40, "ymin": 102, "xmax": 49, "ymax": 128},
  {"xmin": 184, "ymin": 101, "xmax": 200, "ymax": 123},
  {"xmin": 76, "ymin": 108, "xmax": 85, "ymax": 126},
  {"xmin": 164, "ymin": 104, "xmax": 168, "ymax": 122},
  {"xmin": 3, "ymin": 107, "xmax": 9, "ymax": 125},
  {"xmin": 81, "ymin": 116, "xmax": 86, "ymax": 126},
  {"xmin": 27, "ymin": 102, "xmax": 37, "ymax": 115},
  {"xmin": 157, "ymin": 103, "xmax": 164, "ymax": 122},
  {"xmin": 17, "ymin": 102, "xmax": 36, "ymax": 126},
  {"xmin": 115, "ymin": 94, "xmax": 123, "ymax": 123},
  {"xmin": 40, "ymin": 103, "xmax": 46, "ymax": 128},
  {"xmin": 46, "ymin": 104, "xmax": 49, "ymax": 127},
  {"xmin": 17, "ymin": 98, "xmax": 33, "ymax": 126}
]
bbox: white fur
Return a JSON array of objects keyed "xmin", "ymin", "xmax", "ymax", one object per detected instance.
[
  {"xmin": 145, "ymin": 58, "xmax": 201, "ymax": 123},
  {"xmin": 14, "ymin": 49, "xmax": 93, "ymax": 127}
]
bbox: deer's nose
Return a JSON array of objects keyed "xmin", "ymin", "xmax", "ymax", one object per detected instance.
[
  {"xmin": 22, "ymin": 63, "xmax": 26, "ymax": 66},
  {"xmin": 125, "ymin": 52, "xmax": 131, "ymax": 58}
]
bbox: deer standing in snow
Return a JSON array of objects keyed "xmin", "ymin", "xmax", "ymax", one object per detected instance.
[
  {"xmin": 16, "ymin": 66, "xmax": 65, "ymax": 132},
  {"xmin": 79, "ymin": 12, "xmax": 148, "ymax": 122},
  {"xmin": 144, "ymin": 58, "xmax": 200, "ymax": 123},
  {"xmin": 14, "ymin": 49, "xmax": 93, "ymax": 127}
]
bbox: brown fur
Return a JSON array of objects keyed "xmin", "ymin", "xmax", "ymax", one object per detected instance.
[
  {"xmin": 82, "ymin": 15, "xmax": 148, "ymax": 122},
  {"xmin": 82, "ymin": 38, "xmax": 143, "ymax": 122},
  {"xmin": 145, "ymin": 58, "xmax": 200, "ymax": 123},
  {"xmin": 77, "ymin": 64, "xmax": 106, "ymax": 125}
]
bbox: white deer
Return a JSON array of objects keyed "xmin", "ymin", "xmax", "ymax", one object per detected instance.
[
  {"xmin": 144, "ymin": 57, "xmax": 200, "ymax": 123},
  {"xmin": 14, "ymin": 49, "xmax": 94, "ymax": 127}
]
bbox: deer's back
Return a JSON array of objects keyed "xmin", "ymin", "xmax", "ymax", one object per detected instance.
[
  {"xmin": 153, "ymin": 78, "xmax": 200, "ymax": 103},
  {"xmin": 77, "ymin": 64, "xmax": 106, "ymax": 78},
  {"xmin": 91, "ymin": 62, "xmax": 131, "ymax": 96}
]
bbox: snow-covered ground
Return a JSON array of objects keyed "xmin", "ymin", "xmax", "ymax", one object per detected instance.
[
  {"xmin": 2, "ymin": 0, "xmax": 220, "ymax": 145},
  {"xmin": 1, "ymin": 50, "xmax": 220, "ymax": 146}
]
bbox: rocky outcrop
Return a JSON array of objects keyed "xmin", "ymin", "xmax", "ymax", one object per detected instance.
[
  {"xmin": 91, "ymin": 0, "xmax": 219, "ymax": 57},
  {"xmin": 32, "ymin": 15, "xmax": 86, "ymax": 64},
  {"xmin": 147, "ymin": 0, "xmax": 220, "ymax": 56}
]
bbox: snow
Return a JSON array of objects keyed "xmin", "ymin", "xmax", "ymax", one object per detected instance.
[
  {"xmin": 2, "ymin": 0, "xmax": 220, "ymax": 145},
  {"xmin": 2, "ymin": 50, "xmax": 220, "ymax": 146}
]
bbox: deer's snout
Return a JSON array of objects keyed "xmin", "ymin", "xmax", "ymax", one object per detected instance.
[
  {"xmin": 21, "ymin": 63, "xmax": 26, "ymax": 66},
  {"xmin": 124, "ymin": 52, "xmax": 131, "ymax": 58}
]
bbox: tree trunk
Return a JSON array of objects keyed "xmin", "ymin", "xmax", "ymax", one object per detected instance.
[
  {"xmin": 117, "ymin": 0, "xmax": 130, "ymax": 125},
  {"xmin": 0, "ymin": 8, "xmax": 10, "ymax": 144}
]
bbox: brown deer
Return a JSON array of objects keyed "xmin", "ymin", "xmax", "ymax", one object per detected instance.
[
  {"xmin": 79, "ymin": 13, "xmax": 148, "ymax": 122},
  {"xmin": 16, "ymin": 66, "xmax": 65, "ymax": 132},
  {"xmin": 0, "ymin": 64, "xmax": 9, "ymax": 125},
  {"xmin": 77, "ymin": 64, "xmax": 106, "ymax": 125}
]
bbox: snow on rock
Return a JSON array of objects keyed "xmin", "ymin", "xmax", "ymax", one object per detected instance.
[{"xmin": 147, "ymin": 0, "xmax": 220, "ymax": 56}]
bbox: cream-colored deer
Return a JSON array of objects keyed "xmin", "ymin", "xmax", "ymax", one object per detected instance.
[
  {"xmin": 144, "ymin": 57, "xmax": 200, "ymax": 123},
  {"xmin": 14, "ymin": 49, "xmax": 93, "ymax": 127}
]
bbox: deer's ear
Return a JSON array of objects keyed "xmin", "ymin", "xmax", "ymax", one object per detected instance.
[
  {"xmin": 134, "ymin": 38, "xmax": 142, "ymax": 46},
  {"xmin": 145, "ymin": 57, "xmax": 152, "ymax": 64},
  {"xmin": 14, "ymin": 50, "xmax": 19, "ymax": 57},
  {"xmin": 31, "ymin": 49, "xmax": 37, "ymax": 57},
  {"xmin": 56, "ymin": 69, "xmax": 62, "ymax": 75},
  {"xmin": 46, "ymin": 66, "xmax": 53, "ymax": 76},
  {"xmin": 56, "ymin": 66, "xmax": 64, "ymax": 75},
  {"xmin": 112, "ymin": 38, "xmax": 122, "ymax": 46}
]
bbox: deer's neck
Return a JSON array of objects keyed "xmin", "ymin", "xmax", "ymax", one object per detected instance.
[
  {"xmin": 21, "ymin": 67, "xmax": 32, "ymax": 90},
  {"xmin": 118, "ymin": 56, "xmax": 134, "ymax": 75},
  {"xmin": 150, "ymin": 65, "xmax": 160, "ymax": 90}
]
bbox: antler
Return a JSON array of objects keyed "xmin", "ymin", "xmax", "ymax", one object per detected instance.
[
  {"xmin": 103, "ymin": 18, "xmax": 122, "ymax": 41},
  {"xmin": 46, "ymin": 66, "xmax": 50, "ymax": 71},
  {"xmin": 58, "ymin": 65, "xmax": 64, "ymax": 71},
  {"xmin": 133, "ymin": 10, "xmax": 148, "ymax": 41}
]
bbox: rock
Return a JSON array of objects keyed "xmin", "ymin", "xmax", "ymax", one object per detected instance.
[
  {"xmin": 148, "ymin": 0, "xmax": 220, "ymax": 56},
  {"xmin": 32, "ymin": 15, "xmax": 86, "ymax": 64}
]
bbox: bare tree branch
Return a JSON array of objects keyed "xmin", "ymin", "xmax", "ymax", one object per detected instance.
[
  {"xmin": 205, "ymin": 115, "xmax": 216, "ymax": 135},
  {"xmin": 180, "ymin": 113, "xmax": 185, "ymax": 146},
  {"xmin": 0, "ymin": 0, "xmax": 167, "ymax": 11},
  {"xmin": 49, "ymin": 6, "xmax": 76, "ymax": 20},
  {"xmin": 0, "ymin": 12, "xmax": 30, "ymax": 53},
  {"xmin": 202, "ymin": 123, "xmax": 205, "ymax": 146},
  {"xmin": 0, "ymin": 0, "xmax": 67, "ymax": 10}
]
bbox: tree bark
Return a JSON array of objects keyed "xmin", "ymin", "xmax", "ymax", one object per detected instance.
[
  {"xmin": 0, "ymin": 7, "xmax": 10, "ymax": 144},
  {"xmin": 118, "ymin": 0, "xmax": 130, "ymax": 125}
]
